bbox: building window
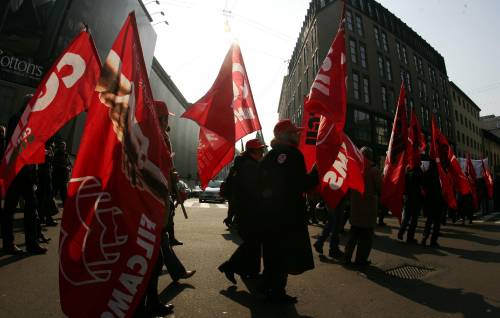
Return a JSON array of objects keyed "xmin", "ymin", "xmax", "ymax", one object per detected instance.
[
  {"xmin": 374, "ymin": 26, "xmax": 380, "ymax": 48},
  {"xmin": 385, "ymin": 59, "xmax": 392, "ymax": 81},
  {"xmin": 346, "ymin": 10, "xmax": 354, "ymax": 31},
  {"xmin": 355, "ymin": 14, "xmax": 364, "ymax": 36},
  {"xmin": 375, "ymin": 116, "xmax": 389, "ymax": 145},
  {"xmin": 381, "ymin": 31, "xmax": 388, "ymax": 52},
  {"xmin": 396, "ymin": 41, "xmax": 401, "ymax": 61},
  {"xmin": 381, "ymin": 86, "xmax": 388, "ymax": 112},
  {"xmin": 378, "ymin": 55, "xmax": 385, "ymax": 78},
  {"xmin": 363, "ymin": 77, "xmax": 370, "ymax": 104},
  {"xmin": 388, "ymin": 89, "xmax": 395, "ymax": 114},
  {"xmin": 349, "ymin": 39, "xmax": 357, "ymax": 63},
  {"xmin": 353, "ymin": 72, "xmax": 360, "ymax": 100},
  {"xmin": 359, "ymin": 43, "xmax": 367, "ymax": 68},
  {"xmin": 405, "ymin": 71, "xmax": 412, "ymax": 93},
  {"xmin": 354, "ymin": 110, "xmax": 371, "ymax": 142},
  {"xmin": 455, "ymin": 110, "xmax": 459, "ymax": 121}
]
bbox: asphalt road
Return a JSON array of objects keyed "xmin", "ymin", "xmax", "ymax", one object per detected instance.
[{"xmin": 1, "ymin": 199, "xmax": 500, "ymax": 317}]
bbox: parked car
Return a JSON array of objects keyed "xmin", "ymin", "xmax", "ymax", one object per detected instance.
[
  {"xmin": 199, "ymin": 180, "xmax": 225, "ymax": 203},
  {"xmin": 191, "ymin": 185, "xmax": 202, "ymax": 198}
]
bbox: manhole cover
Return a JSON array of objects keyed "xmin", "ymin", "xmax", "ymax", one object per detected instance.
[{"xmin": 384, "ymin": 264, "xmax": 435, "ymax": 280}]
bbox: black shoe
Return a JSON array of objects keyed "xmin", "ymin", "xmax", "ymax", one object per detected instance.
[
  {"xmin": 223, "ymin": 218, "xmax": 232, "ymax": 228},
  {"xmin": 313, "ymin": 241, "xmax": 323, "ymax": 254},
  {"xmin": 174, "ymin": 270, "xmax": 196, "ymax": 282},
  {"xmin": 3, "ymin": 245, "xmax": 24, "ymax": 255},
  {"xmin": 328, "ymin": 249, "xmax": 344, "ymax": 259},
  {"xmin": 429, "ymin": 241, "xmax": 440, "ymax": 248},
  {"xmin": 170, "ymin": 239, "xmax": 183, "ymax": 246},
  {"xmin": 218, "ymin": 263, "xmax": 236, "ymax": 284},
  {"xmin": 268, "ymin": 293, "xmax": 297, "ymax": 304},
  {"xmin": 26, "ymin": 245, "xmax": 48, "ymax": 254},
  {"xmin": 149, "ymin": 303, "xmax": 174, "ymax": 316},
  {"xmin": 397, "ymin": 232, "xmax": 404, "ymax": 240}
]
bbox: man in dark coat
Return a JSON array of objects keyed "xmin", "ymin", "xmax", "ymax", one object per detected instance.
[
  {"xmin": 421, "ymin": 160, "xmax": 447, "ymax": 247},
  {"xmin": 398, "ymin": 166, "xmax": 424, "ymax": 243},
  {"xmin": 218, "ymin": 138, "xmax": 266, "ymax": 283},
  {"xmin": 259, "ymin": 119, "xmax": 318, "ymax": 303}
]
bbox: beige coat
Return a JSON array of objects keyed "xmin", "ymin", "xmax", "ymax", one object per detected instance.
[{"xmin": 349, "ymin": 160, "xmax": 382, "ymax": 228}]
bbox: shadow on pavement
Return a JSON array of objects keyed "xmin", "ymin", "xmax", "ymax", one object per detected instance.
[
  {"xmin": 363, "ymin": 266, "xmax": 500, "ymax": 318},
  {"xmin": 0, "ymin": 252, "xmax": 30, "ymax": 268},
  {"xmin": 221, "ymin": 230, "xmax": 243, "ymax": 245},
  {"xmin": 372, "ymin": 235, "xmax": 447, "ymax": 260},
  {"xmin": 220, "ymin": 285, "xmax": 313, "ymax": 318},
  {"xmin": 158, "ymin": 281, "xmax": 195, "ymax": 304},
  {"xmin": 439, "ymin": 246, "xmax": 500, "ymax": 263}
]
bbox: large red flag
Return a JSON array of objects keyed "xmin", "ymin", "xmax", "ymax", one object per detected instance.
[
  {"xmin": 0, "ymin": 31, "xmax": 100, "ymax": 197},
  {"xmin": 197, "ymin": 127, "xmax": 234, "ymax": 189},
  {"xmin": 182, "ymin": 43, "xmax": 261, "ymax": 185},
  {"xmin": 305, "ymin": 10, "xmax": 347, "ymax": 176},
  {"xmin": 380, "ymin": 83, "xmax": 408, "ymax": 221},
  {"xmin": 59, "ymin": 13, "xmax": 171, "ymax": 318},
  {"xmin": 481, "ymin": 159, "xmax": 494, "ymax": 199},
  {"xmin": 466, "ymin": 154, "xmax": 479, "ymax": 210},
  {"xmin": 298, "ymin": 101, "xmax": 321, "ymax": 172},
  {"xmin": 432, "ymin": 117, "xmax": 471, "ymax": 196},
  {"xmin": 430, "ymin": 117, "xmax": 457, "ymax": 209},
  {"xmin": 408, "ymin": 109, "xmax": 426, "ymax": 169},
  {"xmin": 320, "ymin": 132, "xmax": 364, "ymax": 209}
]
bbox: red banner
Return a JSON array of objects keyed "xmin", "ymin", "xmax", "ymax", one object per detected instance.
[
  {"xmin": 197, "ymin": 127, "xmax": 234, "ymax": 189},
  {"xmin": 305, "ymin": 11, "xmax": 347, "ymax": 175},
  {"xmin": 380, "ymin": 83, "xmax": 408, "ymax": 221},
  {"xmin": 0, "ymin": 31, "xmax": 100, "ymax": 196},
  {"xmin": 408, "ymin": 109, "xmax": 426, "ymax": 170},
  {"xmin": 430, "ymin": 117, "xmax": 457, "ymax": 209},
  {"xmin": 482, "ymin": 159, "xmax": 494, "ymax": 199},
  {"xmin": 182, "ymin": 43, "xmax": 261, "ymax": 184},
  {"xmin": 59, "ymin": 13, "xmax": 171, "ymax": 318},
  {"xmin": 298, "ymin": 105, "xmax": 321, "ymax": 172},
  {"xmin": 320, "ymin": 133, "xmax": 364, "ymax": 209},
  {"xmin": 466, "ymin": 155, "xmax": 479, "ymax": 210}
]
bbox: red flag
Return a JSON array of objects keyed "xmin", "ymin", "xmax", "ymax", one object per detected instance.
[
  {"xmin": 432, "ymin": 117, "xmax": 471, "ymax": 196},
  {"xmin": 182, "ymin": 43, "xmax": 261, "ymax": 183},
  {"xmin": 482, "ymin": 159, "xmax": 494, "ymax": 199},
  {"xmin": 408, "ymin": 109, "xmax": 426, "ymax": 169},
  {"xmin": 320, "ymin": 133, "xmax": 364, "ymax": 209},
  {"xmin": 197, "ymin": 127, "xmax": 234, "ymax": 189},
  {"xmin": 380, "ymin": 82, "xmax": 408, "ymax": 221},
  {"xmin": 59, "ymin": 13, "xmax": 171, "ymax": 318},
  {"xmin": 430, "ymin": 117, "xmax": 457, "ymax": 209},
  {"xmin": 466, "ymin": 154, "xmax": 479, "ymax": 210},
  {"xmin": 0, "ymin": 31, "xmax": 100, "ymax": 196},
  {"xmin": 298, "ymin": 101, "xmax": 321, "ymax": 172},
  {"xmin": 304, "ymin": 9, "xmax": 347, "ymax": 178}
]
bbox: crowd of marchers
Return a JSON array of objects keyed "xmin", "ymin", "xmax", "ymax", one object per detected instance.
[{"xmin": 217, "ymin": 118, "xmax": 497, "ymax": 304}]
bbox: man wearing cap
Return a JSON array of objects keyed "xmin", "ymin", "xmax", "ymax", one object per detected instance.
[
  {"xmin": 218, "ymin": 138, "xmax": 266, "ymax": 284},
  {"xmin": 259, "ymin": 119, "xmax": 318, "ymax": 303}
]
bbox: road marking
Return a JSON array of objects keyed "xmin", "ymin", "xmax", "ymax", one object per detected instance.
[
  {"xmin": 182, "ymin": 200, "xmax": 227, "ymax": 209},
  {"xmin": 495, "ymin": 221, "xmax": 500, "ymax": 224},
  {"xmin": 216, "ymin": 204, "xmax": 227, "ymax": 209}
]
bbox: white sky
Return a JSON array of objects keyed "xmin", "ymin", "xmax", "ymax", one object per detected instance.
[{"xmin": 152, "ymin": 0, "xmax": 500, "ymax": 143}]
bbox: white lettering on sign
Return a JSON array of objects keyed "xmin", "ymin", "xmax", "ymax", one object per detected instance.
[{"xmin": 323, "ymin": 142, "xmax": 348, "ymax": 190}]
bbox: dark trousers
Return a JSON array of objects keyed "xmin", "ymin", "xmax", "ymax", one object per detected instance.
[
  {"xmin": 1, "ymin": 179, "xmax": 39, "ymax": 249},
  {"xmin": 316, "ymin": 204, "xmax": 343, "ymax": 252},
  {"xmin": 161, "ymin": 232, "xmax": 186, "ymax": 280},
  {"xmin": 344, "ymin": 226, "xmax": 374, "ymax": 263},
  {"xmin": 423, "ymin": 210, "xmax": 442, "ymax": 243},
  {"xmin": 399, "ymin": 200, "xmax": 421, "ymax": 241},
  {"xmin": 225, "ymin": 234, "xmax": 261, "ymax": 276},
  {"xmin": 262, "ymin": 236, "xmax": 287, "ymax": 296},
  {"xmin": 135, "ymin": 252, "xmax": 164, "ymax": 317}
]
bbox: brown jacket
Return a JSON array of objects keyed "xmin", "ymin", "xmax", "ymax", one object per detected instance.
[{"xmin": 350, "ymin": 160, "xmax": 382, "ymax": 228}]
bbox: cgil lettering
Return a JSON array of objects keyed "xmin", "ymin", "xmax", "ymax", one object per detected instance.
[
  {"xmin": 101, "ymin": 214, "xmax": 157, "ymax": 318},
  {"xmin": 323, "ymin": 142, "xmax": 348, "ymax": 190}
]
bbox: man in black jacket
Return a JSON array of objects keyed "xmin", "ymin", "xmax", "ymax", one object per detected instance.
[
  {"xmin": 398, "ymin": 166, "xmax": 424, "ymax": 243},
  {"xmin": 218, "ymin": 138, "xmax": 266, "ymax": 283},
  {"xmin": 259, "ymin": 119, "xmax": 318, "ymax": 303}
]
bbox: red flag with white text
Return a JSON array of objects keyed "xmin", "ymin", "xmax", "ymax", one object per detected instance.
[
  {"xmin": 305, "ymin": 10, "xmax": 347, "ymax": 176},
  {"xmin": 0, "ymin": 31, "xmax": 100, "ymax": 197},
  {"xmin": 320, "ymin": 132, "xmax": 364, "ymax": 209},
  {"xmin": 482, "ymin": 159, "xmax": 494, "ymax": 199},
  {"xmin": 430, "ymin": 117, "xmax": 457, "ymax": 209},
  {"xmin": 466, "ymin": 155, "xmax": 479, "ymax": 210},
  {"xmin": 408, "ymin": 109, "xmax": 426, "ymax": 170},
  {"xmin": 380, "ymin": 83, "xmax": 408, "ymax": 221},
  {"xmin": 182, "ymin": 43, "xmax": 261, "ymax": 184},
  {"xmin": 197, "ymin": 127, "xmax": 234, "ymax": 189},
  {"xmin": 59, "ymin": 13, "xmax": 171, "ymax": 318},
  {"xmin": 298, "ymin": 103, "xmax": 321, "ymax": 172}
]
